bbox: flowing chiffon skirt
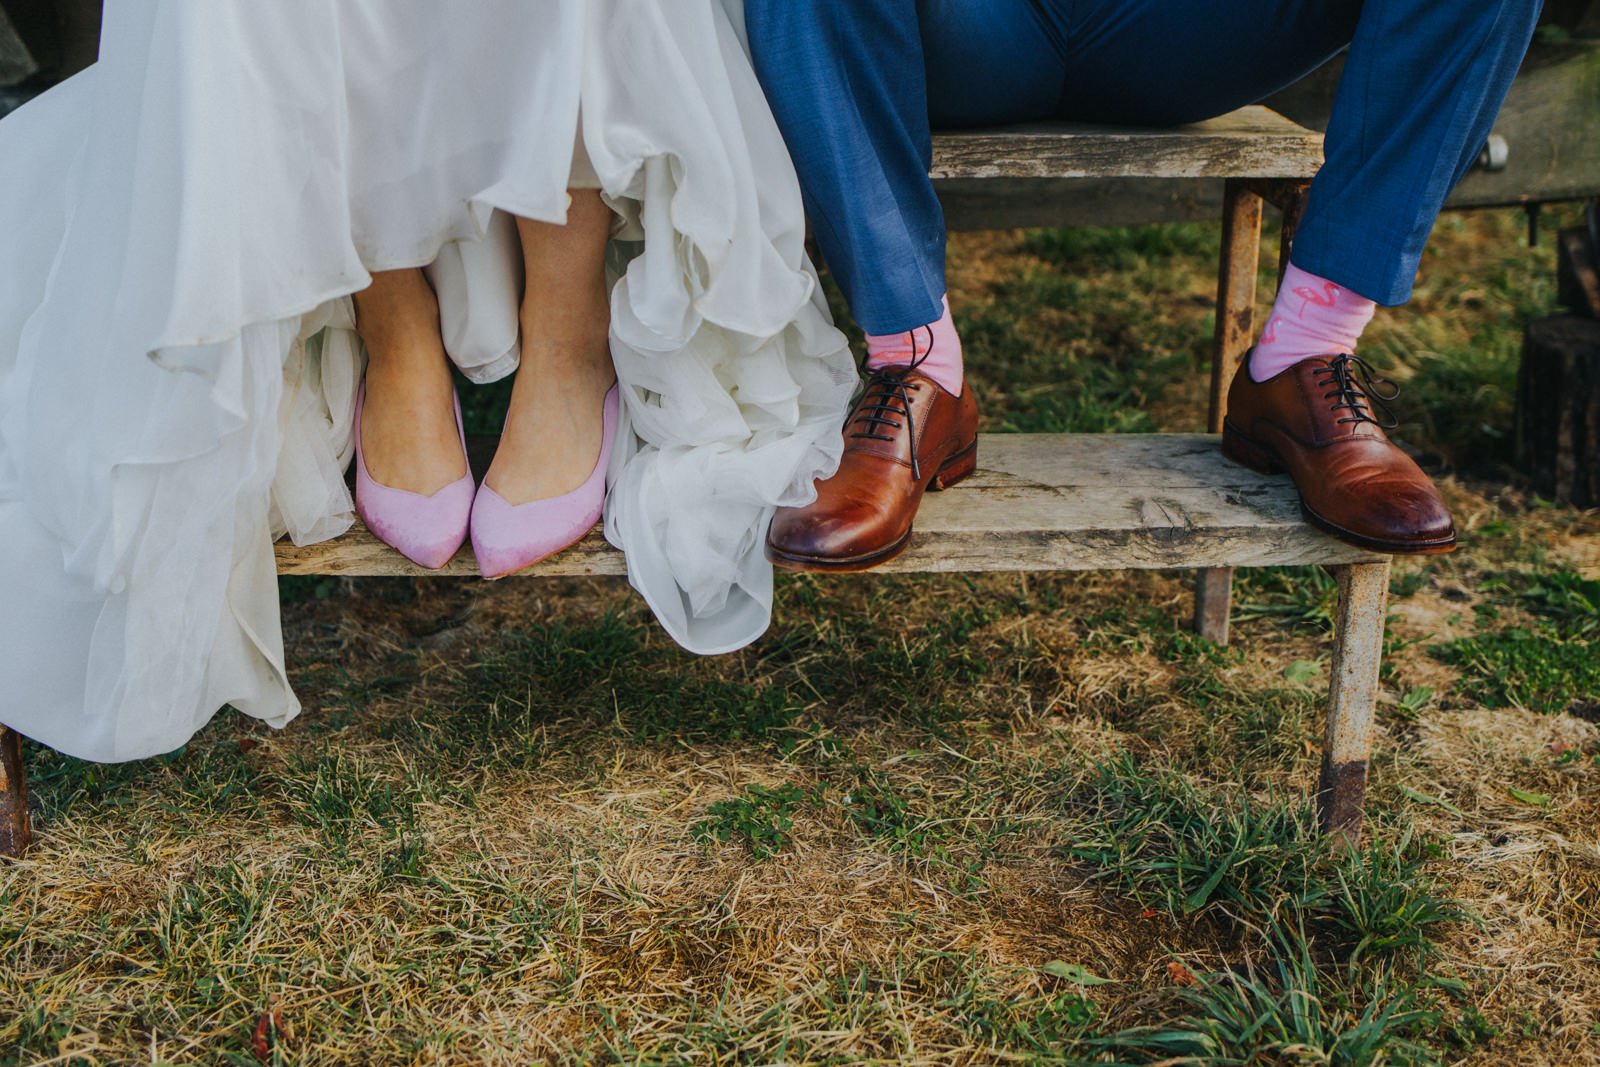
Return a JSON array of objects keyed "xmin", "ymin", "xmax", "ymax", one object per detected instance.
[{"xmin": 0, "ymin": 1, "xmax": 856, "ymax": 763}]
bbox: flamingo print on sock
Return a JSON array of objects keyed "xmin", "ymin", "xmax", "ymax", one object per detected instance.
[
  {"xmin": 1249, "ymin": 265, "xmax": 1375, "ymax": 382},
  {"xmin": 1292, "ymin": 280, "xmax": 1340, "ymax": 317}
]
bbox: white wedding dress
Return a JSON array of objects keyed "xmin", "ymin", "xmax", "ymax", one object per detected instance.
[{"xmin": 0, "ymin": 1, "xmax": 856, "ymax": 762}]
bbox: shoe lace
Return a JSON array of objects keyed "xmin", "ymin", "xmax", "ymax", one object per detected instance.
[
  {"xmin": 1314, "ymin": 353, "xmax": 1400, "ymax": 429},
  {"xmin": 847, "ymin": 326, "xmax": 935, "ymax": 480}
]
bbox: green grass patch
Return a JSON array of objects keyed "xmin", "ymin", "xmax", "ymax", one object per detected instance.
[
  {"xmin": 692, "ymin": 782, "xmax": 812, "ymax": 860},
  {"xmin": 1234, "ymin": 566, "xmax": 1340, "ymax": 635},
  {"xmin": 1022, "ymin": 221, "xmax": 1218, "ymax": 272},
  {"xmin": 1430, "ymin": 566, "xmax": 1600, "ymax": 713},
  {"xmin": 1512, "ymin": 568, "xmax": 1600, "ymax": 638},
  {"xmin": 1100, "ymin": 923, "xmax": 1446, "ymax": 1067},
  {"xmin": 841, "ymin": 771, "xmax": 931, "ymax": 854},
  {"xmin": 1433, "ymin": 628, "xmax": 1600, "ymax": 714},
  {"xmin": 1065, "ymin": 755, "xmax": 1326, "ymax": 922},
  {"xmin": 1063, "ymin": 756, "xmax": 1463, "ymax": 961}
]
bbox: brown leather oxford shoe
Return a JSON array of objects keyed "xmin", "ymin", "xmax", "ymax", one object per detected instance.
[
  {"xmin": 766, "ymin": 366, "xmax": 978, "ymax": 572},
  {"xmin": 1223, "ymin": 352, "xmax": 1456, "ymax": 554}
]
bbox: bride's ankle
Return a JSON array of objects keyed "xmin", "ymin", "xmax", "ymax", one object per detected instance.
[
  {"xmin": 364, "ymin": 352, "xmax": 455, "ymax": 396},
  {"xmin": 354, "ymin": 272, "xmax": 443, "ymax": 361},
  {"xmin": 519, "ymin": 301, "xmax": 609, "ymax": 354},
  {"xmin": 515, "ymin": 331, "xmax": 615, "ymax": 386}
]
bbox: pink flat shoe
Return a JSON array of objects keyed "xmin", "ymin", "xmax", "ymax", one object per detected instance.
[
  {"xmin": 354, "ymin": 382, "xmax": 475, "ymax": 570},
  {"xmin": 471, "ymin": 384, "xmax": 620, "ymax": 580}
]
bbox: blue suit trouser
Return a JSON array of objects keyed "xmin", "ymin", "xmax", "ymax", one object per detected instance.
[{"xmin": 745, "ymin": 0, "xmax": 1542, "ymax": 334}]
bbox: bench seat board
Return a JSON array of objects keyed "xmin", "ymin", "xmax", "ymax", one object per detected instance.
[
  {"xmin": 274, "ymin": 433, "xmax": 1383, "ymax": 578},
  {"xmin": 930, "ymin": 105, "xmax": 1323, "ymax": 181}
]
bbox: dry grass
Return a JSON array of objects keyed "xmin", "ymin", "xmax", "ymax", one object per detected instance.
[{"xmin": 5, "ymin": 208, "xmax": 1600, "ymax": 1065}]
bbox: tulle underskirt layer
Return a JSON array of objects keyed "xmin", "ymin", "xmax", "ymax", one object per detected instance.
[{"xmin": 0, "ymin": 0, "xmax": 855, "ymax": 762}]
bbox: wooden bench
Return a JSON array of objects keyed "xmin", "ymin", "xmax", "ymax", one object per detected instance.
[{"xmin": 2, "ymin": 106, "xmax": 1374, "ymax": 859}]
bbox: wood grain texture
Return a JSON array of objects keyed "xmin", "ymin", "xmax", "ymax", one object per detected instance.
[
  {"xmin": 276, "ymin": 434, "xmax": 1385, "ymax": 578},
  {"xmin": 929, "ymin": 106, "xmax": 1323, "ymax": 181}
]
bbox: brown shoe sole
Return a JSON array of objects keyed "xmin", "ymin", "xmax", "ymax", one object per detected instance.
[
  {"xmin": 767, "ymin": 439, "xmax": 979, "ymax": 573},
  {"xmin": 1221, "ymin": 421, "xmax": 1458, "ymax": 556}
]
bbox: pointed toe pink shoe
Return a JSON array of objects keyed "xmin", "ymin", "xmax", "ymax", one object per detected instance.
[
  {"xmin": 354, "ymin": 384, "xmax": 475, "ymax": 571},
  {"xmin": 471, "ymin": 384, "xmax": 620, "ymax": 580}
]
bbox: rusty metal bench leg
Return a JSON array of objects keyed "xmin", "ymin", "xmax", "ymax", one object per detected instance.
[
  {"xmin": 1194, "ymin": 178, "xmax": 1315, "ymax": 644},
  {"xmin": 1194, "ymin": 179, "xmax": 1263, "ymax": 644},
  {"xmin": 1318, "ymin": 560, "xmax": 1390, "ymax": 840},
  {"xmin": 1206, "ymin": 179, "xmax": 1264, "ymax": 433},
  {"xmin": 0, "ymin": 725, "xmax": 31, "ymax": 858}
]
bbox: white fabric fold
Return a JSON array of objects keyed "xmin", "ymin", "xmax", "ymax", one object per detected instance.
[{"xmin": 0, "ymin": 0, "xmax": 854, "ymax": 762}]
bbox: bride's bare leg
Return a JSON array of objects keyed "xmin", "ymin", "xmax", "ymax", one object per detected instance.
[
  {"xmin": 486, "ymin": 191, "xmax": 617, "ymax": 504},
  {"xmin": 351, "ymin": 268, "xmax": 467, "ymax": 494}
]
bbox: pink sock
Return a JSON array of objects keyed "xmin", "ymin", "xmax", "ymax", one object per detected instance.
[
  {"xmin": 1250, "ymin": 263, "xmax": 1377, "ymax": 382},
  {"xmin": 865, "ymin": 295, "xmax": 964, "ymax": 395}
]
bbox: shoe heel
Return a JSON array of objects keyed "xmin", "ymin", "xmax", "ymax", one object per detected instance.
[
  {"xmin": 1221, "ymin": 423, "xmax": 1283, "ymax": 475},
  {"xmin": 929, "ymin": 440, "xmax": 978, "ymax": 491}
]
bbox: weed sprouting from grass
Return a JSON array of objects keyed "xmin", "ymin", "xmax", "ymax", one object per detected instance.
[
  {"xmin": 1389, "ymin": 565, "xmax": 1432, "ymax": 599},
  {"xmin": 842, "ymin": 772, "xmax": 931, "ymax": 854},
  {"xmin": 22, "ymin": 735, "xmax": 266, "ymax": 826},
  {"xmin": 1065, "ymin": 755, "xmax": 1324, "ymax": 922},
  {"xmin": 485, "ymin": 612, "xmax": 641, "ymax": 688},
  {"xmin": 1325, "ymin": 831, "xmax": 1470, "ymax": 964},
  {"xmin": 1100, "ymin": 922, "xmax": 1444, "ymax": 1067},
  {"xmin": 1063, "ymin": 756, "xmax": 1462, "ymax": 967},
  {"xmin": 1161, "ymin": 625, "xmax": 1242, "ymax": 669},
  {"xmin": 1235, "ymin": 566, "xmax": 1340, "ymax": 634},
  {"xmin": 1514, "ymin": 568, "xmax": 1600, "ymax": 638},
  {"xmin": 923, "ymin": 951, "xmax": 1102, "ymax": 1055},
  {"xmin": 962, "ymin": 266, "xmax": 1186, "ymax": 435},
  {"xmin": 692, "ymin": 783, "xmax": 812, "ymax": 860}
]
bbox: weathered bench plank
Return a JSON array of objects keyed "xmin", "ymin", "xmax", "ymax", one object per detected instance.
[
  {"xmin": 275, "ymin": 434, "xmax": 1381, "ymax": 578},
  {"xmin": 930, "ymin": 106, "xmax": 1323, "ymax": 181}
]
